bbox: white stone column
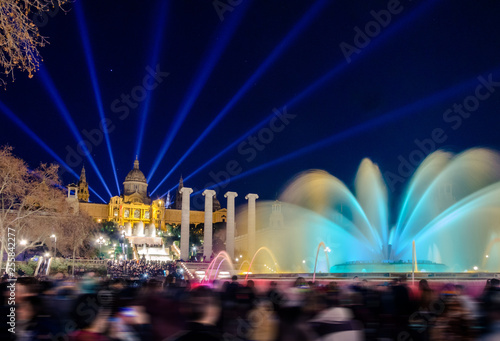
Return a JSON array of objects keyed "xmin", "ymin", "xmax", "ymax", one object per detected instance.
[
  {"xmin": 245, "ymin": 193, "xmax": 259, "ymax": 258},
  {"xmin": 137, "ymin": 221, "xmax": 145, "ymax": 237},
  {"xmin": 125, "ymin": 222, "xmax": 132, "ymax": 236},
  {"xmin": 202, "ymin": 189, "xmax": 216, "ymax": 260},
  {"xmin": 180, "ymin": 187, "xmax": 193, "ymax": 260},
  {"xmin": 224, "ymin": 191, "xmax": 238, "ymax": 259},
  {"xmin": 149, "ymin": 223, "xmax": 156, "ymax": 238}
]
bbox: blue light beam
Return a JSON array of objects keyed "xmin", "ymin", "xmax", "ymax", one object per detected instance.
[
  {"xmin": 75, "ymin": 1, "xmax": 120, "ymax": 194},
  {"xmin": 135, "ymin": 0, "xmax": 169, "ymax": 159},
  {"xmin": 287, "ymin": 0, "xmax": 440, "ymax": 109},
  {"xmin": 147, "ymin": 0, "xmax": 252, "ymax": 182},
  {"xmin": 193, "ymin": 70, "xmax": 499, "ymax": 195},
  {"xmin": 158, "ymin": 114, "xmax": 276, "ymax": 197},
  {"xmin": 0, "ymin": 100, "xmax": 106, "ymax": 203},
  {"xmin": 156, "ymin": 0, "xmax": 439, "ymax": 195},
  {"xmin": 149, "ymin": 0, "xmax": 329, "ymax": 186},
  {"xmin": 38, "ymin": 65, "xmax": 112, "ymax": 198}
]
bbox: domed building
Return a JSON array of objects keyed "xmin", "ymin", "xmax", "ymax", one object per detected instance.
[
  {"xmin": 107, "ymin": 157, "xmax": 164, "ymax": 231},
  {"xmin": 123, "ymin": 157, "xmax": 150, "ymax": 204},
  {"xmin": 73, "ymin": 158, "xmax": 227, "ymax": 234}
]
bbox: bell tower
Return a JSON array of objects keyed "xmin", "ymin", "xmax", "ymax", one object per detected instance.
[{"xmin": 77, "ymin": 166, "xmax": 90, "ymax": 202}]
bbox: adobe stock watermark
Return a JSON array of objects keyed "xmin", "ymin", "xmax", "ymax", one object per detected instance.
[
  {"xmin": 59, "ymin": 64, "xmax": 169, "ymax": 178},
  {"xmin": 398, "ymin": 295, "xmax": 448, "ymax": 341},
  {"xmin": 6, "ymin": 228, "xmax": 17, "ymax": 334},
  {"xmin": 222, "ymin": 288, "xmax": 283, "ymax": 340},
  {"xmin": 339, "ymin": 0, "xmax": 406, "ymax": 63},
  {"xmin": 213, "ymin": 0, "xmax": 243, "ymax": 21},
  {"xmin": 384, "ymin": 73, "xmax": 500, "ymax": 192},
  {"xmin": 190, "ymin": 106, "xmax": 296, "ymax": 210},
  {"xmin": 48, "ymin": 289, "xmax": 113, "ymax": 340}
]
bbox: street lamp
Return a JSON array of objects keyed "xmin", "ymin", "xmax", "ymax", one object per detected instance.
[
  {"xmin": 96, "ymin": 236, "xmax": 105, "ymax": 259},
  {"xmin": 20, "ymin": 240, "xmax": 27, "ymax": 246},
  {"xmin": 51, "ymin": 234, "xmax": 57, "ymax": 257}
]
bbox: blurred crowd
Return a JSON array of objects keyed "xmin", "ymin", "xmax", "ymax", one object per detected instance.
[
  {"xmin": 106, "ymin": 260, "xmax": 173, "ymax": 279},
  {"xmin": 1, "ymin": 271, "xmax": 499, "ymax": 341}
]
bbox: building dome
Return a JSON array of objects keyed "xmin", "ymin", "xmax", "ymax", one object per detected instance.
[
  {"xmin": 124, "ymin": 158, "xmax": 147, "ymax": 183},
  {"xmin": 122, "ymin": 157, "xmax": 150, "ymax": 204}
]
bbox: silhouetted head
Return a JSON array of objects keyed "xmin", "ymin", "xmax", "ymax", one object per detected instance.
[{"xmin": 419, "ymin": 279, "xmax": 430, "ymax": 290}]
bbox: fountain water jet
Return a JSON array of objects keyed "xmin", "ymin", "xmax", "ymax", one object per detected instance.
[
  {"xmin": 213, "ymin": 258, "xmax": 226, "ymax": 281},
  {"xmin": 482, "ymin": 237, "xmax": 500, "ymax": 269},
  {"xmin": 312, "ymin": 242, "xmax": 330, "ymax": 283},
  {"xmin": 239, "ymin": 260, "xmax": 251, "ymax": 272},
  {"xmin": 245, "ymin": 247, "xmax": 280, "ymax": 281},
  {"xmin": 202, "ymin": 251, "xmax": 234, "ymax": 283},
  {"xmin": 241, "ymin": 148, "xmax": 500, "ymax": 273}
]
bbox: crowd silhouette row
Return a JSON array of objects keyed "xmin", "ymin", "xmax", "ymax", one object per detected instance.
[{"xmin": 1, "ymin": 262, "xmax": 499, "ymax": 340}]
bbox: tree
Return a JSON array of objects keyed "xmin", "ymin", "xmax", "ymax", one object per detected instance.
[
  {"xmin": 58, "ymin": 211, "xmax": 99, "ymax": 276},
  {"xmin": 0, "ymin": 0, "xmax": 70, "ymax": 87},
  {"xmin": 0, "ymin": 146, "xmax": 70, "ymax": 272}
]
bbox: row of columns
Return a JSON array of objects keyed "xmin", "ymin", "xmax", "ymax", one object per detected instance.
[{"xmin": 179, "ymin": 188, "xmax": 258, "ymax": 260}]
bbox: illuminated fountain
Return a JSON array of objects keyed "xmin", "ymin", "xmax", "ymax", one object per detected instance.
[
  {"xmin": 202, "ymin": 251, "xmax": 235, "ymax": 282},
  {"xmin": 244, "ymin": 246, "xmax": 280, "ymax": 280},
  {"xmin": 237, "ymin": 148, "xmax": 500, "ymax": 273}
]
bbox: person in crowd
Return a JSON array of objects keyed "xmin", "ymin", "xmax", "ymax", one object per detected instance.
[
  {"xmin": 430, "ymin": 293, "xmax": 474, "ymax": 340},
  {"xmin": 168, "ymin": 286, "xmax": 223, "ymax": 341},
  {"xmin": 69, "ymin": 293, "xmax": 111, "ymax": 341},
  {"xmin": 307, "ymin": 305, "xmax": 365, "ymax": 341},
  {"xmin": 265, "ymin": 281, "xmax": 284, "ymax": 311}
]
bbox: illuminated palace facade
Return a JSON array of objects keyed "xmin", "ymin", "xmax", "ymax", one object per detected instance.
[{"xmin": 67, "ymin": 158, "xmax": 227, "ymax": 231}]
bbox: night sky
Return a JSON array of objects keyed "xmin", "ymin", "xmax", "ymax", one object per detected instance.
[{"xmin": 1, "ymin": 0, "xmax": 500, "ymax": 211}]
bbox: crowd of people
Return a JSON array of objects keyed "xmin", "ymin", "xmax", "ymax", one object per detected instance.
[
  {"xmin": 1, "ymin": 271, "xmax": 499, "ymax": 340},
  {"xmin": 106, "ymin": 260, "xmax": 174, "ymax": 279}
]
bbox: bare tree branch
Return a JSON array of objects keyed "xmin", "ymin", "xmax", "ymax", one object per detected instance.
[{"xmin": 0, "ymin": 0, "xmax": 71, "ymax": 88}]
